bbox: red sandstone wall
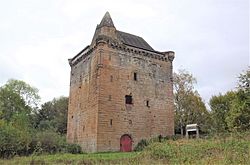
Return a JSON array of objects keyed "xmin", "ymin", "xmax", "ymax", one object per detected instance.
[
  {"xmin": 67, "ymin": 28, "xmax": 174, "ymax": 152},
  {"xmin": 67, "ymin": 49, "xmax": 100, "ymax": 152},
  {"xmin": 96, "ymin": 44, "xmax": 174, "ymax": 152}
]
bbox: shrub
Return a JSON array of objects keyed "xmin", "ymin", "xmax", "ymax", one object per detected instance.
[
  {"xmin": 66, "ymin": 143, "xmax": 82, "ymax": 154},
  {"xmin": 0, "ymin": 120, "xmax": 31, "ymax": 158},
  {"xmin": 147, "ymin": 142, "xmax": 174, "ymax": 159},
  {"xmin": 28, "ymin": 130, "xmax": 82, "ymax": 155},
  {"xmin": 29, "ymin": 130, "xmax": 67, "ymax": 154},
  {"xmin": 134, "ymin": 139, "xmax": 149, "ymax": 151}
]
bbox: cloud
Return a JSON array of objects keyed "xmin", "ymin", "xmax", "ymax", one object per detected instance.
[
  {"xmin": 0, "ymin": 32, "xmax": 86, "ymax": 102},
  {"xmin": 0, "ymin": 0, "xmax": 248, "ymax": 106}
]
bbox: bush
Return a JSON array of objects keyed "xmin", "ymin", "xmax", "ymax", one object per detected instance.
[
  {"xmin": 29, "ymin": 130, "xmax": 67, "ymax": 154},
  {"xmin": 66, "ymin": 143, "xmax": 82, "ymax": 154},
  {"xmin": 0, "ymin": 120, "xmax": 31, "ymax": 158},
  {"xmin": 0, "ymin": 122, "xmax": 82, "ymax": 158},
  {"xmin": 28, "ymin": 130, "xmax": 82, "ymax": 155},
  {"xmin": 165, "ymin": 135, "xmax": 182, "ymax": 141},
  {"xmin": 134, "ymin": 139, "xmax": 149, "ymax": 151},
  {"xmin": 147, "ymin": 142, "xmax": 175, "ymax": 159},
  {"xmin": 134, "ymin": 135, "xmax": 179, "ymax": 152}
]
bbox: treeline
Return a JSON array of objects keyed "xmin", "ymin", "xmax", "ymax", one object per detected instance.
[
  {"xmin": 0, "ymin": 68, "xmax": 249, "ymax": 158},
  {"xmin": 209, "ymin": 69, "xmax": 250, "ymax": 132},
  {"xmin": 0, "ymin": 80, "xmax": 81, "ymax": 158},
  {"xmin": 174, "ymin": 68, "xmax": 250, "ymax": 136}
]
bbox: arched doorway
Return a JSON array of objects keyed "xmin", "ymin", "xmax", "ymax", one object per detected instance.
[{"xmin": 120, "ymin": 134, "xmax": 132, "ymax": 152}]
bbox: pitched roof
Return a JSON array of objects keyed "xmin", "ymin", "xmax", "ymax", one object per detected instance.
[
  {"xmin": 117, "ymin": 31, "xmax": 154, "ymax": 51},
  {"xmin": 98, "ymin": 12, "xmax": 115, "ymax": 28},
  {"xmin": 96, "ymin": 12, "xmax": 154, "ymax": 51}
]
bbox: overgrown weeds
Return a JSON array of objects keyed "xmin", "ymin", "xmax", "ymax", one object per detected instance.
[{"xmin": 1, "ymin": 132, "xmax": 249, "ymax": 164}]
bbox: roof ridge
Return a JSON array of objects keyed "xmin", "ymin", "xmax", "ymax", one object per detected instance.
[{"xmin": 117, "ymin": 30, "xmax": 144, "ymax": 39}]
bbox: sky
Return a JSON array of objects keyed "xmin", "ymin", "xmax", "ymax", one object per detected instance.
[{"xmin": 0, "ymin": 0, "xmax": 249, "ymax": 106}]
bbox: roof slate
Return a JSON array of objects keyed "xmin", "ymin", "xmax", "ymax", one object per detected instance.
[{"xmin": 117, "ymin": 31, "xmax": 154, "ymax": 51}]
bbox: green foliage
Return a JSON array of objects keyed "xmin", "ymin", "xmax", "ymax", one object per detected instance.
[
  {"xmin": 0, "ymin": 120, "xmax": 31, "ymax": 158},
  {"xmin": 209, "ymin": 91, "xmax": 236, "ymax": 132},
  {"xmin": 66, "ymin": 143, "xmax": 82, "ymax": 154},
  {"xmin": 226, "ymin": 90, "xmax": 250, "ymax": 131},
  {"xmin": 0, "ymin": 79, "xmax": 78, "ymax": 158},
  {"xmin": 0, "ymin": 79, "xmax": 40, "ymax": 122},
  {"xmin": 209, "ymin": 68, "xmax": 250, "ymax": 133},
  {"xmin": 142, "ymin": 135, "xmax": 249, "ymax": 164},
  {"xmin": 134, "ymin": 139, "xmax": 149, "ymax": 151},
  {"xmin": 1, "ymin": 133, "xmax": 249, "ymax": 164},
  {"xmin": 237, "ymin": 68, "xmax": 250, "ymax": 91},
  {"xmin": 145, "ymin": 142, "xmax": 175, "ymax": 159},
  {"xmin": 173, "ymin": 70, "xmax": 211, "ymax": 135},
  {"xmin": 134, "ymin": 135, "xmax": 181, "ymax": 152},
  {"xmin": 33, "ymin": 96, "xmax": 68, "ymax": 134},
  {"xmin": 0, "ymin": 79, "xmax": 40, "ymax": 158},
  {"xmin": 28, "ymin": 130, "xmax": 82, "ymax": 155},
  {"xmin": 30, "ymin": 130, "xmax": 66, "ymax": 154}
]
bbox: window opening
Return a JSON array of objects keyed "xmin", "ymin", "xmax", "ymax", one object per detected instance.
[
  {"xmin": 110, "ymin": 119, "xmax": 113, "ymax": 126},
  {"xmin": 125, "ymin": 95, "xmax": 133, "ymax": 104},
  {"xmin": 129, "ymin": 120, "xmax": 132, "ymax": 125},
  {"xmin": 134, "ymin": 72, "xmax": 137, "ymax": 81}
]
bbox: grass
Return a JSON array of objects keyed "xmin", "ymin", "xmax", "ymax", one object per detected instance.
[
  {"xmin": 0, "ymin": 152, "xmax": 139, "ymax": 165},
  {"xmin": 1, "ymin": 133, "xmax": 250, "ymax": 165}
]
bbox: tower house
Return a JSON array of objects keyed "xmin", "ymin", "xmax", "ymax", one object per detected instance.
[{"xmin": 67, "ymin": 12, "xmax": 175, "ymax": 152}]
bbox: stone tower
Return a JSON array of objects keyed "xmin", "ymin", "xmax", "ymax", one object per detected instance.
[{"xmin": 67, "ymin": 12, "xmax": 175, "ymax": 152}]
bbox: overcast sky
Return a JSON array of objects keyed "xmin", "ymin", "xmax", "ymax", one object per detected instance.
[{"xmin": 0, "ymin": 0, "xmax": 249, "ymax": 106}]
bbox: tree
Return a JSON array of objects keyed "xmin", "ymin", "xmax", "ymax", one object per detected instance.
[
  {"xmin": 33, "ymin": 96, "xmax": 68, "ymax": 134},
  {"xmin": 226, "ymin": 90, "xmax": 250, "ymax": 131},
  {"xmin": 226, "ymin": 68, "xmax": 250, "ymax": 131},
  {"xmin": 209, "ymin": 68, "xmax": 250, "ymax": 132},
  {"xmin": 0, "ymin": 79, "xmax": 40, "ymax": 122},
  {"xmin": 0, "ymin": 120, "xmax": 31, "ymax": 158},
  {"xmin": 0, "ymin": 79, "xmax": 80, "ymax": 157},
  {"xmin": 237, "ymin": 67, "xmax": 250, "ymax": 91},
  {"xmin": 0, "ymin": 79, "xmax": 40, "ymax": 157},
  {"xmin": 209, "ymin": 91, "xmax": 236, "ymax": 132},
  {"xmin": 173, "ymin": 70, "xmax": 210, "ymax": 136}
]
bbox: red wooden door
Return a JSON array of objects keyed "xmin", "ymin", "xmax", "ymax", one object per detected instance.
[{"xmin": 120, "ymin": 134, "xmax": 132, "ymax": 152}]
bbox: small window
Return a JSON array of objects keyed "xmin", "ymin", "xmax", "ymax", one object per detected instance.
[
  {"xmin": 146, "ymin": 100, "xmax": 150, "ymax": 107},
  {"xmin": 71, "ymin": 116, "xmax": 74, "ymax": 119},
  {"xmin": 129, "ymin": 120, "xmax": 132, "ymax": 125},
  {"xmin": 110, "ymin": 75, "xmax": 113, "ymax": 82},
  {"xmin": 109, "ymin": 95, "xmax": 112, "ymax": 101},
  {"xmin": 134, "ymin": 72, "xmax": 137, "ymax": 81},
  {"xmin": 110, "ymin": 119, "xmax": 113, "ymax": 126},
  {"xmin": 79, "ymin": 75, "xmax": 82, "ymax": 88},
  {"xmin": 125, "ymin": 95, "xmax": 133, "ymax": 104},
  {"xmin": 79, "ymin": 75, "xmax": 82, "ymax": 82}
]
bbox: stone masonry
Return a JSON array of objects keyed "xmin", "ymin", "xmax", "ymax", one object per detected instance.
[{"xmin": 67, "ymin": 12, "xmax": 175, "ymax": 152}]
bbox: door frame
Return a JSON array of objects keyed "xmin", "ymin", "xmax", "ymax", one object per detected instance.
[{"xmin": 120, "ymin": 134, "xmax": 132, "ymax": 152}]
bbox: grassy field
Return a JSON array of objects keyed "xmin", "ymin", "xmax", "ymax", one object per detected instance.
[{"xmin": 1, "ymin": 134, "xmax": 250, "ymax": 165}]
